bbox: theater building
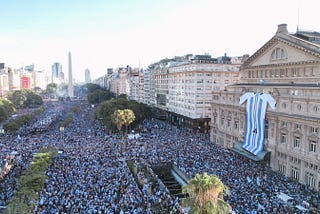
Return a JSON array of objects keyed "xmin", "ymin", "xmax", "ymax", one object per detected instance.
[{"xmin": 210, "ymin": 24, "xmax": 320, "ymax": 190}]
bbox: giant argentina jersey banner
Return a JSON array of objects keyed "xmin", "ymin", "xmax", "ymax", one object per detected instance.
[{"xmin": 240, "ymin": 92, "xmax": 276, "ymax": 155}]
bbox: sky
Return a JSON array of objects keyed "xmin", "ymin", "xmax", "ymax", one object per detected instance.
[{"xmin": 0, "ymin": 0, "xmax": 319, "ymax": 82}]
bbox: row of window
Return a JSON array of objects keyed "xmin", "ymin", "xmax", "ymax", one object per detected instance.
[
  {"xmin": 281, "ymin": 122, "xmax": 319, "ymax": 133},
  {"xmin": 278, "ymin": 163, "xmax": 317, "ymax": 188},
  {"xmin": 245, "ymin": 65, "xmax": 315, "ymax": 79},
  {"xmin": 281, "ymin": 102, "xmax": 320, "ymax": 113},
  {"xmin": 280, "ymin": 133, "xmax": 317, "ymax": 152}
]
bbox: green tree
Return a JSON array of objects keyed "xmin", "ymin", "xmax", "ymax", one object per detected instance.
[
  {"xmin": 87, "ymin": 89, "xmax": 112, "ymax": 104},
  {"xmin": 6, "ymin": 90, "xmax": 27, "ymax": 108},
  {"xmin": 118, "ymin": 93, "xmax": 128, "ymax": 99},
  {"xmin": 85, "ymin": 83, "xmax": 101, "ymax": 93},
  {"xmin": 4, "ymin": 146, "xmax": 57, "ymax": 214},
  {"xmin": 112, "ymin": 109, "xmax": 125, "ymax": 132},
  {"xmin": 7, "ymin": 89, "xmax": 43, "ymax": 108},
  {"xmin": 111, "ymin": 109, "xmax": 135, "ymax": 134},
  {"xmin": 182, "ymin": 173, "xmax": 231, "ymax": 214},
  {"xmin": 0, "ymin": 97, "xmax": 15, "ymax": 122},
  {"xmin": 46, "ymin": 83, "xmax": 58, "ymax": 94},
  {"xmin": 25, "ymin": 90, "xmax": 43, "ymax": 107},
  {"xmin": 95, "ymin": 98, "xmax": 149, "ymax": 131},
  {"xmin": 122, "ymin": 109, "xmax": 135, "ymax": 133}
]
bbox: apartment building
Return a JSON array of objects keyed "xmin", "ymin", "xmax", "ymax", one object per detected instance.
[
  {"xmin": 128, "ymin": 68, "xmax": 140, "ymax": 102},
  {"xmin": 149, "ymin": 54, "xmax": 245, "ymax": 131},
  {"xmin": 210, "ymin": 24, "xmax": 320, "ymax": 190},
  {"xmin": 109, "ymin": 68, "xmax": 130, "ymax": 96}
]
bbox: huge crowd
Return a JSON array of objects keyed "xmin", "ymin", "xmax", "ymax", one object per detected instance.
[{"xmin": 0, "ymin": 100, "xmax": 319, "ymax": 213}]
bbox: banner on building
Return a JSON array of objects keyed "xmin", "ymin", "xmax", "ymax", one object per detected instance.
[{"xmin": 240, "ymin": 92, "xmax": 276, "ymax": 155}]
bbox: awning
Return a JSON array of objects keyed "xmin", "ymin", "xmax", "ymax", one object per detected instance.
[{"xmin": 231, "ymin": 142, "xmax": 269, "ymax": 161}]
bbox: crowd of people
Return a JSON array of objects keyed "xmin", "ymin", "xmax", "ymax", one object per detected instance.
[{"xmin": 0, "ymin": 99, "xmax": 319, "ymax": 213}]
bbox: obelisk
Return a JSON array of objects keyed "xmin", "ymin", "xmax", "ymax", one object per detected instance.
[{"xmin": 68, "ymin": 51, "xmax": 74, "ymax": 97}]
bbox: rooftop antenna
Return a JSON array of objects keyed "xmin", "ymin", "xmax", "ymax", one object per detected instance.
[{"xmin": 296, "ymin": 0, "xmax": 300, "ymax": 32}]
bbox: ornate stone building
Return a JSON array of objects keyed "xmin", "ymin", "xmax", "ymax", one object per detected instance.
[{"xmin": 210, "ymin": 24, "xmax": 320, "ymax": 190}]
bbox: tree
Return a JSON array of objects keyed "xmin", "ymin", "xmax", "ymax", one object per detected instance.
[
  {"xmin": 85, "ymin": 83, "xmax": 101, "ymax": 93},
  {"xmin": 46, "ymin": 83, "xmax": 58, "ymax": 94},
  {"xmin": 95, "ymin": 98, "xmax": 149, "ymax": 131},
  {"xmin": 87, "ymin": 89, "xmax": 112, "ymax": 104},
  {"xmin": 7, "ymin": 89, "xmax": 43, "ymax": 108},
  {"xmin": 111, "ymin": 109, "xmax": 135, "ymax": 134},
  {"xmin": 0, "ymin": 97, "xmax": 15, "ymax": 122},
  {"xmin": 123, "ymin": 109, "xmax": 135, "ymax": 133},
  {"xmin": 118, "ymin": 93, "xmax": 128, "ymax": 99},
  {"xmin": 182, "ymin": 173, "xmax": 231, "ymax": 214},
  {"xmin": 112, "ymin": 109, "xmax": 125, "ymax": 133}
]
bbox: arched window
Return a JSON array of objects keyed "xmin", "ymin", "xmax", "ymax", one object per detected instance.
[{"xmin": 271, "ymin": 47, "xmax": 287, "ymax": 61}]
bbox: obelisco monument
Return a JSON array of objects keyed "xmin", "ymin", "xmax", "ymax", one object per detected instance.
[{"xmin": 68, "ymin": 51, "xmax": 74, "ymax": 97}]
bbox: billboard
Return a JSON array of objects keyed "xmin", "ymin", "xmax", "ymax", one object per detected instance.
[{"xmin": 21, "ymin": 76, "xmax": 30, "ymax": 89}]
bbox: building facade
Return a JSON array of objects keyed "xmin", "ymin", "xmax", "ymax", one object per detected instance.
[
  {"xmin": 85, "ymin": 68, "xmax": 91, "ymax": 84},
  {"xmin": 0, "ymin": 67, "xmax": 9, "ymax": 96},
  {"xmin": 148, "ymin": 54, "xmax": 245, "ymax": 131},
  {"xmin": 109, "ymin": 68, "xmax": 130, "ymax": 96},
  {"xmin": 210, "ymin": 24, "xmax": 320, "ymax": 190},
  {"xmin": 52, "ymin": 62, "xmax": 62, "ymax": 84}
]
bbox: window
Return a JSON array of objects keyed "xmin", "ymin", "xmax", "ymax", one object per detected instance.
[
  {"xmin": 281, "ymin": 121, "xmax": 287, "ymax": 127},
  {"xmin": 294, "ymin": 136, "xmax": 300, "ymax": 148},
  {"xmin": 279, "ymin": 163, "xmax": 286, "ymax": 174},
  {"xmin": 221, "ymin": 118, "xmax": 224, "ymax": 126},
  {"xmin": 311, "ymin": 127, "xmax": 319, "ymax": 133},
  {"xmin": 271, "ymin": 47, "xmax": 287, "ymax": 60},
  {"xmin": 295, "ymin": 124, "xmax": 301, "ymax": 129},
  {"xmin": 314, "ymin": 106, "xmax": 319, "ymax": 112},
  {"xmin": 305, "ymin": 172, "xmax": 316, "ymax": 188},
  {"xmin": 297, "ymin": 104, "xmax": 302, "ymax": 111},
  {"xmin": 281, "ymin": 133, "xmax": 287, "ymax": 144},
  {"xmin": 291, "ymin": 167, "xmax": 300, "ymax": 181},
  {"xmin": 234, "ymin": 121, "xmax": 239, "ymax": 129},
  {"xmin": 282, "ymin": 103, "xmax": 287, "ymax": 109},
  {"xmin": 309, "ymin": 140, "xmax": 317, "ymax": 152}
]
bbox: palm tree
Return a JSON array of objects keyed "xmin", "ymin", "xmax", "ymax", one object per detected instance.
[
  {"xmin": 122, "ymin": 109, "xmax": 135, "ymax": 134},
  {"xmin": 111, "ymin": 109, "xmax": 136, "ymax": 156},
  {"xmin": 182, "ymin": 173, "xmax": 231, "ymax": 214},
  {"xmin": 111, "ymin": 109, "xmax": 135, "ymax": 134},
  {"xmin": 111, "ymin": 109, "xmax": 125, "ymax": 133}
]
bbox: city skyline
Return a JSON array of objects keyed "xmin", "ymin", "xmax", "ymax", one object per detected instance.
[{"xmin": 0, "ymin": 0, "xmax": 319, "ymax": 82}]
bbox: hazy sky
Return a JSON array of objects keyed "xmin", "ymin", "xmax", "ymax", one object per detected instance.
[{"xmin": 0, "ymin": 0, "xmax": 319, "ymax": 82}]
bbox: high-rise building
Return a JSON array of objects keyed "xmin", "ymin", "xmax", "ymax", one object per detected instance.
[
  {"xmin": 85, "ymin": 68, "xmax": 91, "ymax": 83},
  {"xmin": 51, "ymin": 62, "xmax": 62, "ymax": 83}
]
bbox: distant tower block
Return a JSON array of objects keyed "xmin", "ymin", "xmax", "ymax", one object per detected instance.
[{"xmin": 68, "ymin": 51, "xmax": 74, "ymax": 97}]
